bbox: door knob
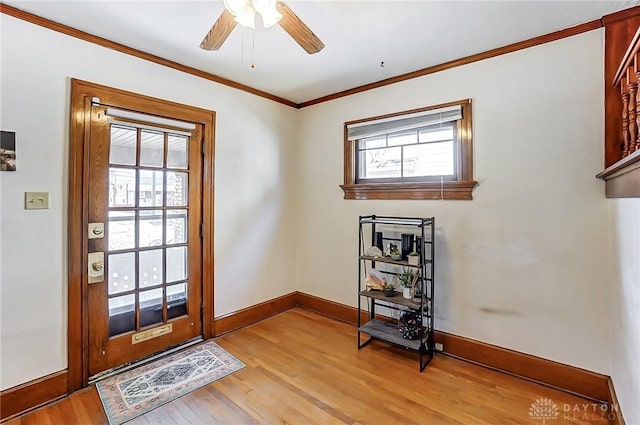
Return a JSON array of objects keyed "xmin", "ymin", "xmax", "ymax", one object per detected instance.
[{"xmin": 88, "ymin": 252, "xmax": 105, "ymax": 283}]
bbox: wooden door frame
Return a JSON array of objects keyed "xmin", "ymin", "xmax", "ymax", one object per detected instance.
[{"xmin": 67, "ymin": 79, "xmax": 216, "ymax": 392}]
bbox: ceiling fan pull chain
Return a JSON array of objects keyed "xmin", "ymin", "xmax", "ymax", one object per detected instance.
[{"xmin": 251, "ymin": 30, "xmax": 256, "ymax": 69}]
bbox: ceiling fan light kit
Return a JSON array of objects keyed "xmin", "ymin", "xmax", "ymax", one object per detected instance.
[
  {"xmin": 228, "ymin": 3, "xmax": 255, "ymax": 28},
  {"xmin": 200, "ymin": 0, "xmax": 325, "ymax": 54},
  {"xmin": 223, "ymin": 0, "xmax": 281, "ymax": 29}
]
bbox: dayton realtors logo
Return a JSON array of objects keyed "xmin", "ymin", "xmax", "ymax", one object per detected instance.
[
  {"xmin": 529, "ymin": 398, "xmax": 618, "ymax": 422},
  {"xmin": 529, "ymin": 398, "xmax": 559, "ymax": 424}
]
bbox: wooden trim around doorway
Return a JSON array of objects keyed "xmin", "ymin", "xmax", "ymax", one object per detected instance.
[{"xmin": 67, "ymin": 79, "xmax": 216, "ymax": 392}]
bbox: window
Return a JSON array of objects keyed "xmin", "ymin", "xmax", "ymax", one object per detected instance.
[
  {"xmin": 341, "ymin": 99, "xmax": 477, "ymax": 200},
  {"xmin": 357, "ymin": 122, "xmax": 456, "ymax": 182}
]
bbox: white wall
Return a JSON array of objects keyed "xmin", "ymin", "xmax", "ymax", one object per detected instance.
[
  {"xmin": 295, "ymin": 30, "xmax": 611, "ymax": 374},
  {"xmin": 0, "ymin": 15, "xmax": 298, "ymax": 390},
  {"xmin": 610, "ymin": 198, "xmax": 640, "ymax": 424}
]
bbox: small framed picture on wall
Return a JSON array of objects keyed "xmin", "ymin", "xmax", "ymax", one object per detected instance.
[{"xmin": 1, "ymin": 131, "xmax": 16, "ymax": 171}]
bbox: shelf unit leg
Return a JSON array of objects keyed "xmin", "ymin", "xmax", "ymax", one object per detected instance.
[{"xmin": 358, "ymin": 333, "xmax": 374, "ymax": 349}]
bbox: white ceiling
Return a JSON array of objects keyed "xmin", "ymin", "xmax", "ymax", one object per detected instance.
[{"xmin": 4, "ymin": 0, "xmax": 640, "ymax": 104}]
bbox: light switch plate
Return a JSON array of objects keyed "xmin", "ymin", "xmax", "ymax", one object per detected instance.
[{"xmin": 25, "ymin": 192, "xmax": 49, "ymax": 210}]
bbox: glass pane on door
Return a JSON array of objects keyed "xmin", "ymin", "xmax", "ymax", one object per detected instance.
[
  {"xmin": 139, "ymin": 288, "xmax": 164, "ymax": 328},
  {"xmin": 109, "ymin": 294, "xmax": 135, "ymax": 337},
  {"xmin": 167, "ymin": 134, "xmax": 188, "ymax": 169},
  {"xmin": 167, "ymin": 283, "xmax": 187, "ymax": 320},
  {"xmin": 140, "ymin": 130, "xmax": 164, "ymax": 168},
  {"xmin": 139, "ymin": 249, "xmax": 163, "ymax": 288},
  {"xmin": 166, "ymin": 247, "xmax": 188, "ymax": 283},
  {"xmin": 106, "ymin": 123, "xmax": 190, "ymax": 337},
  {"xmin": 139, "ymin": 210, "xmax": 163, "ymax": 248},
  {"xmin": 166, "ymin": 210, "xmax": 187, "ymax": 245},
  {"xmin": 110, "ymin": 126, "xmax": 136, "ymax": 166},
  {"xmin": 167, "ymin": 172, "xmax": 188, "ymax": 206},
  {"xmin": 108, "ymin": 211, "xmax": 135, "ymax": 251},
  {"xmin": 108, "ymin": 252, "xmax": 135, "ymax": 295},
  {"xmin": 109, "ymin": 168, "xmax": 136, "ymax": 207},
  {"xmin": 139, "ymin": 170, "xmax": 164, "ymax": 207}
]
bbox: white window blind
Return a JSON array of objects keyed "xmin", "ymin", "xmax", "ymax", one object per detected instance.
[
  {"xmin": 103, "ymin": 106, "xmax": 196, "ymax": 133},
  {"xmin": 347, "ymin": 105, "xmax": 462, "ymax": 141}
]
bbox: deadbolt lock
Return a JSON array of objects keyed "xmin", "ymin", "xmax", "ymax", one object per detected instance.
[
  {"xmin": 92, "ymin": 261, "xmax": 104, "ymax": 272},
  {"xmin": 88, "ymin": 222, "xmax": 105, "ymax": 239}
]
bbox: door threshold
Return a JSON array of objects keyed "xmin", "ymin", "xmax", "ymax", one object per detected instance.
[{"xmin": 88, "ymin": 336, "xmax": 204, "ymax": 384}]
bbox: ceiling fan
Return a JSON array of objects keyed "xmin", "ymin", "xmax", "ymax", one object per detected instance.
[{"xmin": 200, "ymin": 0, "xmax": 325, "ymax": 55}]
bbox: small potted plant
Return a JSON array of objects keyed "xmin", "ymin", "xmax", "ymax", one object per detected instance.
[
  {"xmin": 388, "ymin": 243, "xmax": 402, "ymax": 261},
  {"xmin": 397, "ymin": 269, "xmax": 416, "ymax": 299},
  {"xmin": 407, "ymin": 251, "xmax": 420, "ymax": 266},
  {"xmin": 383, "ymin": 282, "xmax": 396, "ymax": 297}
]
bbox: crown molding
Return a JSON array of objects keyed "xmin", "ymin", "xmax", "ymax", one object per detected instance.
[
  {"xmin": 298, "ymin": 19, "xmax": 602, "ymax": 108},
  {"xmin": 2, "ymin": 4, "xmax": 639, "ymax": 109}
]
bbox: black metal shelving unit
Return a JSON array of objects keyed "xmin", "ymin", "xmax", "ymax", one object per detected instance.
[{"xmin": 357, "ymin": 215, "xmax": 435, "ymax": 371}]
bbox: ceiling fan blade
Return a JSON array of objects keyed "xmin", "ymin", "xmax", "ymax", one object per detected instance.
[
  {"xmin": 276, "ymin": 1, "xmax": 324, "ymax": 54},
  {"xmin": 200, "ymin": 9, "xmax": 237, "ymax": 51}
]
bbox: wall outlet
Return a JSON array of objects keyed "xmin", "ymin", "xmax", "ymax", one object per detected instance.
[{"xmin": 434, "ymin": 342, "xmax": 444, "ymax": 352}]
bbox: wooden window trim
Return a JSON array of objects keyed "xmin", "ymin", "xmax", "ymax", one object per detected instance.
[{"xmin": 341, "ymin": 99, "xmax": 478, "ymax": 200}]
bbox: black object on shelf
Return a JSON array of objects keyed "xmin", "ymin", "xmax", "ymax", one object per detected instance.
[
  {"xmin": 373, "ymin": 231, "xmax": 384, "ymax": 251},
  {"xmin": 398, "ymin": 310, "xmax": 422, "ymax": 340},
  {"xmin": 357, "ymin": 215, "xmax": 435, "ymax": 372},
  {"xmin": 415, "ymin": 236, "xmax": 423, "ymax": 258},
  {"xmin": 401, "ymin": 233, "xmax": 414, "ymax": 260}
]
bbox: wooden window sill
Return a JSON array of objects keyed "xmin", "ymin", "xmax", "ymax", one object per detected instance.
[
  {"xmin": 340, "ymin": 181, "xmax": 478, "ymax": 200},
  {"xmin": 596, "ymin": 150, "xmax": 640, "ymax": 198}
]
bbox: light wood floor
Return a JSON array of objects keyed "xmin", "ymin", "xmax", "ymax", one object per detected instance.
[{"xmin": 7, "ymin": 308, "xmax": 610, "ymax": 424}]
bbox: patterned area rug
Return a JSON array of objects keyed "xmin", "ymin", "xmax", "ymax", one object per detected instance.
[{"xmin": 96, "ymin": 340, "xmax": 245, "ymax": 425}]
